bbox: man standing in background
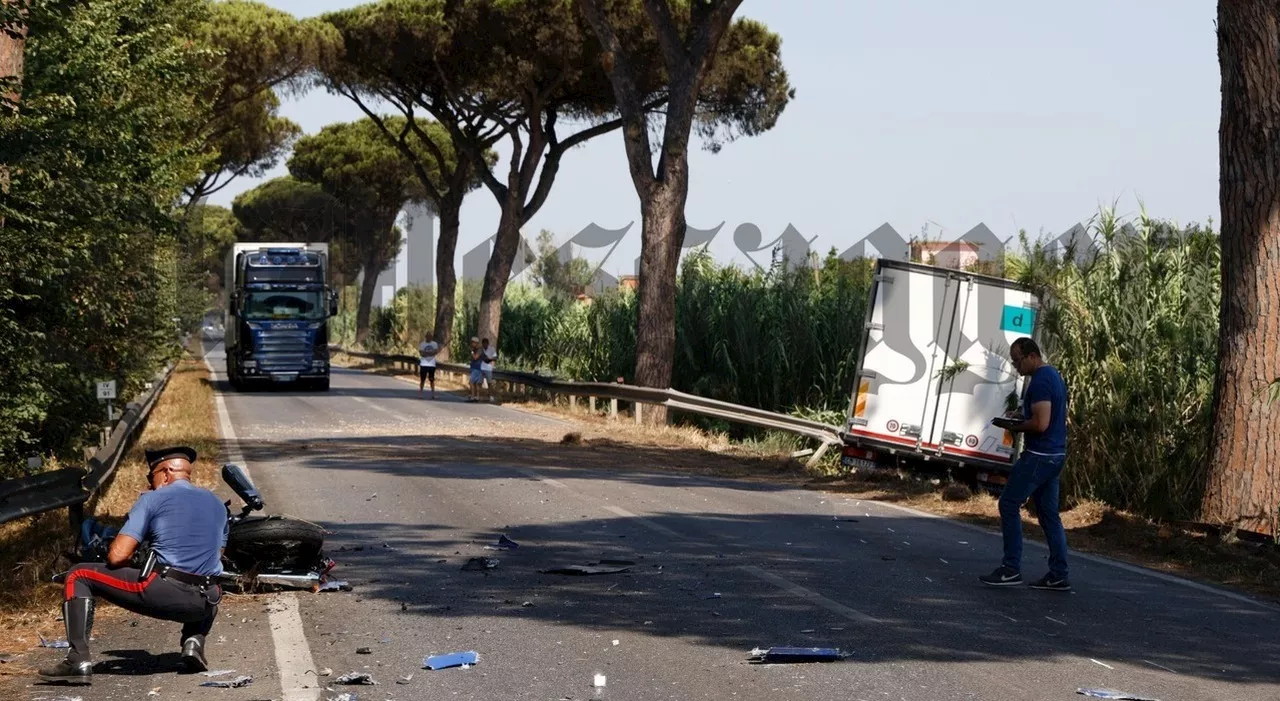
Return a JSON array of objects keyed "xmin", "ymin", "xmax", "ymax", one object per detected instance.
[
  {"xmin": 418, "ymin": 332, "xmax": 438, "ymax": 399},
  {"xmin": 980, "ymin": 337, "xmax": 1071, "ymax": 592}
]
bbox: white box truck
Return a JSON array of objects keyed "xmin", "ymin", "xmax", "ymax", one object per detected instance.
[{"xmin": 840, "ymin": 259, "xmax": 1042, "ymax": 488}]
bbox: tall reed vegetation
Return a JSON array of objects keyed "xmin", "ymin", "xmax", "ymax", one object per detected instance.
[{"xmin": 1008, "ymin": 209, "xmax": 1220, "ymax": 520}]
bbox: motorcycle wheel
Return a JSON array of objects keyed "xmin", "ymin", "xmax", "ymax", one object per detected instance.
[{"xmin": 225, "ymin": 516, "xmax": 326, "ymax": 572}]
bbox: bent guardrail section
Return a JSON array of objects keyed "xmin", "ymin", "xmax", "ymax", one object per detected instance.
[
  {"xmin": 334, "ymin": 347, "xmax": 844, "ymax": 466},
  {"xmin": 0, "ymin": 361, "xmax": 177, "ymax": 526}
]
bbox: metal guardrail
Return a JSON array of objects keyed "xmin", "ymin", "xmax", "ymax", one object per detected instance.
[
  {"xmin": 335, "ymin": 347, "xmax": 844, "ymax": 467},
  {"xmin": 0, "ymin": 361, "xmax": 177, "ymax": 526}
]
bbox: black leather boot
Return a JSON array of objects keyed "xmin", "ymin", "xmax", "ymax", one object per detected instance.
[
  {"xmin": 38, "ymin": 599, "xmax": 93, "ymax": 684},
  {"xmin": 181, "ymin": 634, "xmax": 208, "ymax": 673}
]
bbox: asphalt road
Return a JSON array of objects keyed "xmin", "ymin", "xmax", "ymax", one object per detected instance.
[{"xmin": 9, "ymin": 332, "xmax": 1280, "ymax": 701}]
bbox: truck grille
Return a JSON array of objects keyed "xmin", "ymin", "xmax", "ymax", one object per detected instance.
[{"xmin": 253, "ymin": 329, "xmax": 314, "ymax": 372}]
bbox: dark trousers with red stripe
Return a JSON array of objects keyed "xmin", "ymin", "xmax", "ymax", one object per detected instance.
[{"xmin": 64, "ymin": 563, "xmax": 220, "ymax": 662}]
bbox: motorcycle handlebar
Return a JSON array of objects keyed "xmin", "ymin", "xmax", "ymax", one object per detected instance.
[{"xmin": 222, "ymin": 463, "xmax": 264, "ymax": 512}]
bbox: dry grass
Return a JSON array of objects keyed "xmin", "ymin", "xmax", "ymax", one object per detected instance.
[{"xmin": 0, "ymin": 352, "xmax": 220, "ymax": 666}]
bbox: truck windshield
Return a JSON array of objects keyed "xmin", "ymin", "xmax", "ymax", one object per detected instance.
[{"xmin": 243, "ymin": 291, "xmax": 325, "ymax": 321}]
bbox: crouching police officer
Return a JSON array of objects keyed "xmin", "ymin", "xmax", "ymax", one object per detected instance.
[{"xmin": 40, "ymin": 446, "xmax": 228, "ymax": 684}]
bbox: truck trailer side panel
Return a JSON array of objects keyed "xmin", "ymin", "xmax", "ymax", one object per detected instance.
[{"xmin": 844, "ymin": 260, "xmax": 1040, "ymax": 474}]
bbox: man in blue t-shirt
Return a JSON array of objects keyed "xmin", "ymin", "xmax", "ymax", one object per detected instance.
[
  {"xmin": 40, "ymin": 447, "xmax": 227, "ymax": 684},
  {"xmin": 979, "ymin": 337, "xmax": 1072, "ymax": 592}
]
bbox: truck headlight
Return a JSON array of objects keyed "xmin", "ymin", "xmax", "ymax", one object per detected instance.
[
  {"xmin": 312, "ymin": 360, "xmax": 327, "ymax": 368},
  {"xmin": 243, "ymin": 360, "xmax": 257, "ymax": 369}
]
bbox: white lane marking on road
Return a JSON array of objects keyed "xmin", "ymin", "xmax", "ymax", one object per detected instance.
[
  {"xmin": 741, "ymin": 565, "xmax": 881, "ymax": 625},
  {"xmin": 521, "ymin": 467, "xmax": 881, "ymax": 625},
  {"xmin": 351, "ymin": 395, "xmax": 408, "ymax": 421},
  {"xmin": 1142, "ymin": 659, "xmax": 1178, "ymax": 674},
  {"xmin": 860, "ymin": 498, "xmax": 1280, "ymax": 613},
  {"xmin": 601, "ymin": 504, "xmax": 689, "ymax": 540},
  {"xmin": 202, "ymin": 341, "xmax": 319, "ymax": 701}
]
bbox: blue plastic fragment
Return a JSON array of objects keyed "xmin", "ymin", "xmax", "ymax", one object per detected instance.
[
  {"xmin": 38, "ymin": 635, "xmax": 70, "ymax": 649},
  {"xmin": 424, "ymin": 651, "xmax": 479, "ymax": 670},
  {"xmin": 1076, "ymin": 689, "xmax": 1161, "ymax": 701},
  {"xmin": 748, "ymin": 646, "xmax": 843, "ymax": 663}
]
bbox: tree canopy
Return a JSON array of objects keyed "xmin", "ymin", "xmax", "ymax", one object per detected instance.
[
  {"xmin": 287, "ymin": 117, "xmax": 426, "ymax": 342},
  {"xmin": 319, "ymin": 0, "xmax": 790, "ymax": 349},
  {"xmin": 0, "ymin": 0, "xmax": 216, "ymax": 471},
  {"xmin": 185, "ymin": 0, "xmax": 339, "ymax": 204}
]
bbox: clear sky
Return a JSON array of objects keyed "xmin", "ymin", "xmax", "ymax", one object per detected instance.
[{"xmin": 209, "ymin": 0, "xmax": 1222, "ymax": 276}]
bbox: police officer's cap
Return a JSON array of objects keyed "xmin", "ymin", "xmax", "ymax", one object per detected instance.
[{"xmin": 144, "ymin": 446, "xmax": 197, "ymax": 470}]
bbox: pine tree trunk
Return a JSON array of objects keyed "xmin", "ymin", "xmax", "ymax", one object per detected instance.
[
  {"xmin": 634, "ymin": 180, "xmax": 688, "ymax": 424},
  {"xmin": 1201, "ymin": 0, "xmax": 1280, "ymax": 537},
  {"xmin": 433, "ymin": 194, "xmax": 462, "ymax": 361},
  {"xmin": 475, "ymin": 196, "xmax": 523, "ymax": 347},
  {"xmin": 0, "ymin": 0, "xmax": 28, "ymax": 226},
  {"xmin": 355, "ymin": 259, "xmax": 381, "ymax": 345}
]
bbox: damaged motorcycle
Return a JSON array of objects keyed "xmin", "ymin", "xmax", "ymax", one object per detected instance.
[{"xmin": 68, "ymin": 464, "xmax": 336, "ymax": 593}]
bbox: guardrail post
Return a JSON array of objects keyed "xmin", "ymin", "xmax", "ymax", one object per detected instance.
[
  {"xmin": 569, "ymin": 395, "xmax": 577, "ymax": 412},
  {"xmin": 610, "ymin": 398, "xmax": 618, "ymax": 421},
  {"xmin": 635, "ymin": 403, "xmax": 642, "ymax": 424},
  {"xmin": 590, "ymin": 396, "xmax": 597, "ymax": 414}
]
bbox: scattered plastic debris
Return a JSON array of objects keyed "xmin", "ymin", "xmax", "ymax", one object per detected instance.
[
  {"xmin": 318, "ymin": 580, "xmax": 353, "ymax": 592},
  {"xmin": 541, "ymin": 564, "xmax": 632, "ymax": 575},
  {"xmin": 1076, "ymin": 689, "xmax": 1162, "ymax": 701},
  {"xmin": 705, "ymin": 593, "xmax": 721, "ymax": 599},
  {"xmin": 0, "ymin": 653, "xmax": 22, "ymax": 663},
  {"xmin": 326, "ymin": 694, "xmax": 357, "ymax": 701},
  {"xmin": 521, "ymin": 601, "xmax": 534, "ymax": 607},
  {"xmin": 483, "ymin": 535, "xmax": 520, "ymax": 551},
  {"xmin": 199, "ymin": 670, "xmax": 237, "ymax": 677},
  {"xmin": 612, "ymin": 640, "xmax": 619, "ymax": 646},
  {"xmin": 148, "ymin": 688, "xmax": 160, "ymax": 696},
  {"xmin": 316, "ymin": 667, "xmax": 333, "ymax": 676},
  {"xmin": 1090, "ymin": 658, "xmax": 1115, "ymax": 670},
  {"xmin": 461, "ymin": 557, "xmax": 499, "ymax": 571},
  {"xmin": 594, "ymin": 673, "xmax": 607, "ymax": 687},
  {"xmin": 747, "ymin": 646, "xmax": 846, "ymax": 664},
  {"xmin": 335, "ymin": 672, "xmax": 378, "ymax": 685},
  {"xmin": 38, "ymin": 635, "xmax": 70, "ymax": 648},
  {"xmin": 199, "ymin": 674, "xmax": 253, "ymax": 688},
  {"xmin": 356, "ymin": 647, "xmax": 372, "ymax": 655},
  {"xmin": 397, "ymin": 674, "xmax": 414, "ymax": 684},
  {"xmin": 424, "ymin": 651, "xmax": 479, "ymax": 670}
]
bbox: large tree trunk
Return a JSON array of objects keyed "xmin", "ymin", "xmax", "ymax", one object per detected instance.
[
  {"xmin": 634, "ymin": 180, "xmax": 688, "ymax": 423},
  {"xmin": 0, "ymin": 0, "xmax": 28, "ymax": 228},
  {"xmin": 475, "ymin": 194, "xmax": 523, "ymax": 346},
  {"xmin": 1201, "ymin": 0, "xmax": 1280, "ymax": 538},
  {"xmin": 433, "ymin": 194, "xmax": 462, "ymax": 360},
  {"xmin": 355, "ymin": 259, "xmax": 381, "ymax": 345},
  {"xmin": 0, "ymin": 0, "xmax": 25, "ymax": 109}
]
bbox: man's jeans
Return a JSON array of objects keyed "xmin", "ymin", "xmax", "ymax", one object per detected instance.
[{"xmin": 998, "ymin": 451, "xmax": 1069, "ymax": 579}]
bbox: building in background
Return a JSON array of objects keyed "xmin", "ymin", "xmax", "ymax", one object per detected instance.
[
  {"xmin": 372, "ymin": 200, "xmax": 436, "ymax": 308},
  {"xmin": 909, "ymin": 239, "xmax": 980, "ymax": 269}
]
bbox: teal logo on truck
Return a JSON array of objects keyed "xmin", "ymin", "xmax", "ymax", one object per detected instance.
[{"xmin": 1000, "ymin": 305, "xmax": 1036, "ymax": 334}]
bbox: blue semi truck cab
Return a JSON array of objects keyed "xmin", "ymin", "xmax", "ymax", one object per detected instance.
[{"xmin": 223, "ymin": 243, "xmax": 338, "ymax": 391}]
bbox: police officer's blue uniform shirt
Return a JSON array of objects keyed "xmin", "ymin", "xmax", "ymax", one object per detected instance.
[
  {"xmin": 119, "ymin": 480, "xmax": 228, "ymax": 576},
  {"xmin": 1021, "ymin": 365, "xmax": 1069, "ymax": 455}
]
